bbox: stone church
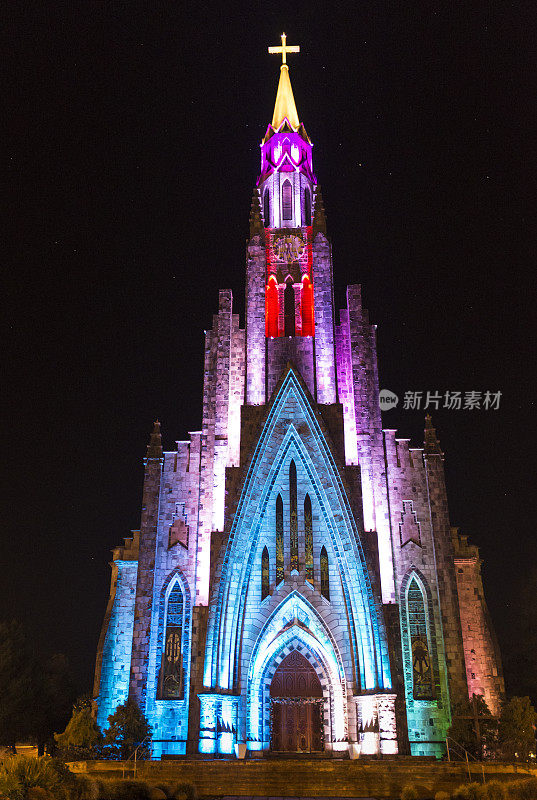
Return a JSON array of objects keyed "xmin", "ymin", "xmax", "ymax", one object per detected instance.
[{"xmin": 93, "ymin": 37, "xmax": 504, "ymax": 758}]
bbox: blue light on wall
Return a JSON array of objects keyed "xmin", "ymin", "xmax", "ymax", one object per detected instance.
[{"xmin": 96, "ymin": 561, "xmax": 138, "ymax": 730}]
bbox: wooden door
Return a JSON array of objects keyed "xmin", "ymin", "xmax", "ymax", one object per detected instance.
[{"xmin": 270, "ymin": 651, "xmax": 324, "ymax": 752}]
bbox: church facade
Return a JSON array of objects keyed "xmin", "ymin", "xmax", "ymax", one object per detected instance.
[{"xmin": 93, "ymin": 40, "xmax": 504, "ymax": 759}]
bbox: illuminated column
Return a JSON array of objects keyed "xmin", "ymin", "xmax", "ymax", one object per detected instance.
[
  {"xmin": 312, "ymin": 230, "xmax": 337, "ymax": 404},
  {"xmin": 129, "ymin": 423, "xmax": 163, "ymax": 709},
  {"xmin": 345, "ymin": 284, "xmax": 395, "ymax": 603},
  {"xmin": 246, "ymin": 227, "xmax": 266, "ymax": 405},
  {"xmin": 378, "ymin": 693, "xmax": 398, "ymax": 754},
  {"xmin": 355, "ymin": 694, "xmax": 380, "ymax": 755},
  {"xmin": 198, "ymin": 693, "xmax": 239, "ymax": 756}
]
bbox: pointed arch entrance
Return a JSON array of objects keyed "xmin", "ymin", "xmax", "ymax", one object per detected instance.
[{"xmin": 270, "ymin": 651, "xmax": 323, "ymax": 752}]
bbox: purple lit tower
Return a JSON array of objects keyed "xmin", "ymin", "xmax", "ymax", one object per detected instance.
[{"xmin": 93, "ymin": 36, "xmax": 504, "ymax": 758}]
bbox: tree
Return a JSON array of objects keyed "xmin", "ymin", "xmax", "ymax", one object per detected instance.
[
  {"xmin": 503, "ymin": 568, "xmax": 537, "ymax": 705},
  {"xmin": 447, "ymin": 694, "xmax": 498, "ymax": 759},
  {"xmin": 0, "ymin": 620, "xmax": 40, "ymax": 748},
  {"xmin": 498, "ymin": 696, "xmax": 536, "ymax": 761},
  {"xmin": 102, "ymin": 698, "xmax": 152, "ymax": 760},
  {"xmin": 54, "ymin": 697, "xmax": 102, "ymax": 759},
  {"xmin": 34, "ymin": 653, "xmax": 77, "ymax": 754}
]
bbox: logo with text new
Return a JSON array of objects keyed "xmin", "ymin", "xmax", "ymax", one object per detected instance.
[{"xmin": 379, "ymin": 389, "xmax": 399, "ymax": 411}]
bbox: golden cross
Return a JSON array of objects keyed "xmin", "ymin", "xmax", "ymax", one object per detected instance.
[{"xmin": 268, "ymin": 32, "xmax": 300, "ymax": 65}]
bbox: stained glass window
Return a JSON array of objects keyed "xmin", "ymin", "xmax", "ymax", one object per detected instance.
[
  {"xmin": 320, "ymin": 546, "xmax": 330, "ymax": 600},
  {"xmin": 282, "ymin": 179, "xmax": 292, "ymax": 220},
  {"xmin": 304, "ymin": 493, "xmax": 313, "ymax": 586},
  {"xmin": 408, "ymin": 578, "xmax": 435, "ymax": 700},
  {"xmin": 276, "ymin": 494, "xmax": 284, "ymax": 584},
  {"xmin": 159, "ymin": 581, "xmax": 183, "ymax": 699},
  {"xmin": 262, "ymin": 546, "xmax": 270, "ymax": 600},
  {"xmin": 289, "ymin": 460, "xmax": 298, "ymax": 572}
]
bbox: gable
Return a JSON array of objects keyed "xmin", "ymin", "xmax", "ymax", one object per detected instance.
[{"xmin": 204, "ymin": 367, "xmax": 391, "ymax": 694}]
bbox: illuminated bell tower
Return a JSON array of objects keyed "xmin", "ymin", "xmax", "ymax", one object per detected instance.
[{"xmin": 246, "ymin": 35, "xmax": 336, "ymax": 406}]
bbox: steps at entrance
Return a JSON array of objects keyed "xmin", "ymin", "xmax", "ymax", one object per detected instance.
[{"xmin": 69, "ymin": 759, "xmax": 537, "ymax": 799}]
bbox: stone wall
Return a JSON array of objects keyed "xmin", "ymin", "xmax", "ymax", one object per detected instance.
[{"xmin": 453, "ymin": 529, "xmax": 505, "ymax": 716}]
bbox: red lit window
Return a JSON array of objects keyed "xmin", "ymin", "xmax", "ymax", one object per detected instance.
[
  {"xmin": 301, "ymin": 275, "xmax": 314, "ymax": 337},
  {"xmin": 265, "ymin": 275, "xmax": 279, "ymax": 337}
]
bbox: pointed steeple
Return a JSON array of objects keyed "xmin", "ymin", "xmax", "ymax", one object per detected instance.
[
  {"xmin": 271, "ymin": 63, "xmax": 300, "ymax": 130},
  {"xmin": 424, "ymin": 415, "xmax": 443, "ymax": 456},
  {"xmin": 146, "ymin": 420, "xmax": 163, "ymax": 460},
  {"xmin": 312, "ymin": 185, "xmax": 327, "ymax": 235},
  {"xmin": 249, "ymin": 188, "xmax": 264, "ymax": 237}
]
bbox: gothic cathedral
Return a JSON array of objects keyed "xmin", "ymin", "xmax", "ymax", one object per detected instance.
[{"xmin": 93, "ymin": 38, "xmax": 504, "ymax": 759}]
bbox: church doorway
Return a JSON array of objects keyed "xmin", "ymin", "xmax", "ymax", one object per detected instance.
[{"xmin": 269, "ymin": 651, "xmax": 324, "ymax": 752}]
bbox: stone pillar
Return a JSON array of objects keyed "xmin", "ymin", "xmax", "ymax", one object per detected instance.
[
  {"xmin": 345, "ymin": 285, "xmax": 395, "ymax": 603},
  {"xmin": 355, "ymin": 693, "xmax": 398, "ymax": 755},
  {"xmin": 423, "ymin": 417, "xmax": 469, "ymax": 710},
  {"xmin": 312, "ymin": 231, "xmax": 337, "ymax": 404},
  {"xmin": 355, "ymin": 694, "xmax": 380, "ymax": 755},
  {"xmin": 245, "ymin": 234, "xmax": 266, "ymax": 405},
  {"xmin": 198, "ymin": 693, "xmax": 239, "ymax": 756},
  {"xmin": 129, "ymin": 423, "xmax": 163, "ymax": 710},
  {"xmin": 378, "ymin": 693, "xmax": 398, "ymax": 754}
]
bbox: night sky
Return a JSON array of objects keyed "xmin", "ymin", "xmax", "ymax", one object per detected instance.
[{"xmin": 4, "ymin": 2, "xmax": 536, "ymax": 696}]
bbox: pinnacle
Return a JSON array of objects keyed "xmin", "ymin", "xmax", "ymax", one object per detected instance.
[
  {"xmin": 424, "ymin": 414, "xmax": 443, "ymax": 456},
  {"xmin": 249, "ymin": 188, "xmax": 264, "ymax": 238},
  {"xmin": 312, "ymin": 185, "xmax": 327, "ymax": 235},
  {"xmin": 146, "ymin": 420, "xmax": 163, "ymax": 460}
]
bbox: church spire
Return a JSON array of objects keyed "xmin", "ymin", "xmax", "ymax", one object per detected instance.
[{"xmin": 268, "ymin": 33, "xmax": 300, "ymax": 130}]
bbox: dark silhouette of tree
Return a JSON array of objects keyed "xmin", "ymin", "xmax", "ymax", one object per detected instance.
[
  {"xmin": 102, "ymin": 698, "xmax": 152, "ymax": 760},
  {"xmin": 498, "ymin": 696, "xmax": 537, "ymax": 761},
  {"xmin": 35, "ymin": 653, "xmax": 77, "ymax": 754},
  {"xmin": 503, "ymin": 567, "xmax": 537, "ymax": 706},
  {"xmin": 447, "ymin": 694, "xmax": 498, "ymax": 759},
  {"xmin": 0, "ymin": 620, "xmax": 40, "ymax": 749}
]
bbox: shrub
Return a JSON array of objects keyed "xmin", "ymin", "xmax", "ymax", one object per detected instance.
[
  {"xmin": 55, "ymin": 705, "xmax": 102, "ymax": 760},
  {"xmin": 401, "ymin": 786, "xmax": 419, "ymax": 800},
  {"xmin": 515, "ymin": 776, "xmax": 537, "ymax": 800},
  {"xmin": 99, "ymin": 779, "xmax": 152, "ymax": 799},
  {"xmin": 0, "ymin": 756, "xmax": 67, "ymax": 794},
  {"xmin": 102, "ymin": 699, "xmax": 152, "ymax": 761},
  {"xmin": 171, "ymin": 784, "xmax": 197, "ymax": 800},
  {"xmin": 0, "ymin": 770, "xmax": 24, "ymax": 800},
  {"xmin": 482, "ymin": 780, "xmax": 509, "ymax": 800}
]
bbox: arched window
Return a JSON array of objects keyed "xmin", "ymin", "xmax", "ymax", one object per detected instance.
[
  {"xmin": 407, "ymin": 577, "xmax": 435, "ymax": 700},
  {"xmin": 266, "ymin": 275, "xmax": 279, "ymax": 338},
  {"xmin": 276, "ymin": 494, "xmax": 284, "ymax": 584},
  {"xmin": 284, "ymin": 279, "xmax": 295, "ymax": 337},
  {"xmin": 320, "ymin": 546, "xmax": 330, "ymax": 600},
  {"xmin": 158, "ymin": 580, "xmax": 184, "ymax": 699},
  {"xmin": 304, "ymin": 493, "xmax": 313, "ymax": 586},
  {"xmin": 301, "ymin": 275, "xmax": 314, "ymax": 337},
  {"xmin": 282, "ymin": 179, "xmax": 293, "ymax": 221},
  {"xmin": 263, "ymin": 189, "xmax": 270, "ymax": 226},
  {"xmin": 304, "ymin": 187, "xmax": 311, "ymax": 226},
  {"xmin": 261, "ymin": 546, "xmax": 270, "ymax": 600},
  {"xmin": 289, "ymin": 460, "xmax": 298, "ymax": 572}
]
